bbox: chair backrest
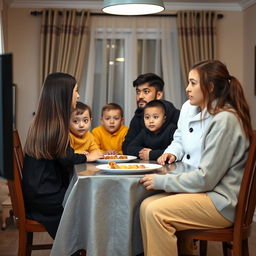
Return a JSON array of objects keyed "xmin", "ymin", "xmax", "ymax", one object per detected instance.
[
  {"xmin": 234, "ymin": 130, "xmax": 256, "ymax": 236},
  {"xmin": 7, "ymin": 130, "xmax": 26, "ymax": 225}
]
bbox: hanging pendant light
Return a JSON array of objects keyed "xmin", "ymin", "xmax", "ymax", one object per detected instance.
[{"xmin": 102, "ymin": 0, "xmax": 165, "ymax": 16}]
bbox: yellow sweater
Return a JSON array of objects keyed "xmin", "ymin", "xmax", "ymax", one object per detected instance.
[
  {"xmin": 92, "ymin": 125, "xmax": 128, "ymax": 154},
  {"xmin": 69, "ymin": 131, "xmax": 99, "ymax": 153}
]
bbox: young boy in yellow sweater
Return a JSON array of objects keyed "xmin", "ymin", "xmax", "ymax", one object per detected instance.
[
  {"xmin": 69, "ymin": 102, "xmax": 101, "ymax": 155},
  {"xmin": 92, "ymin": 103, "xmax": 128, "ymax": 155}
]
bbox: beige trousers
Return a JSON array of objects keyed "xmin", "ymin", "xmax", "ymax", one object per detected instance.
[{"xmin": 140, "ymin": 193, "xmax": 232, "ymax": 256}]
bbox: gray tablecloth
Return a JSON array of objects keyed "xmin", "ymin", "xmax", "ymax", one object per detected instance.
[
  {"xmin": 50, "ymin": 173, "xmax": 159, "ymax": 256},
  {"xmin": 50, "ymin": 161, "xmax": 195, "ymax": 256}
]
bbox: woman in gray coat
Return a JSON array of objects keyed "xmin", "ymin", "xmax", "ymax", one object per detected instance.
[{"xmin": 139, "ymin": 60, "xmax": 253, "ymax": 256}]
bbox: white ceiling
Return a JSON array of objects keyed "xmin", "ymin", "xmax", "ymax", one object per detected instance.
[{"xmin": 5, "ymin": 0, "xmax": 256, "ymax": 11}]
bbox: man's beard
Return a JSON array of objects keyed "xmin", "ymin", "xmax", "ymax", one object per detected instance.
[{"xmin": 137, "ymin": 100, "xmax": 147, "ymax": 108}]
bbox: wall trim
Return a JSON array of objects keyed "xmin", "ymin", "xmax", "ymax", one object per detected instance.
[
  {"xmin": 8, "ymin": 0, "xmax": 102, "ymax": 9},
  {"xmin": 239, "ymin": 0, "xmax": 256, "ymax": 10},
  {"xmin": 164, "ymin": 2, "xmax": 242, "ymax": 11},
  {"xmin": 7, "ymin": 0, "xmax": 251, "ymax": 11}
]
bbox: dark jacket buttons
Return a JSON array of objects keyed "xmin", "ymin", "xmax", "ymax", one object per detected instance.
[{"xmin": 189, "ymin": 127, "xmax": 193, "ymax": 133}]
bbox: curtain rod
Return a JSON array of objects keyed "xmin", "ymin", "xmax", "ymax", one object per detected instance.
[{"xmin": 30, "ymin": 11, "xmax": 223, "ymax": 19}]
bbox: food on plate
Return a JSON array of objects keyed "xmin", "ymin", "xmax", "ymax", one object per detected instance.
[
  {"xmin": 104, "ymin": 155, "xmax": 128, "ymax": 159},
  {"xmin": 108, "ymin": 161, "xmax": 146, "ymax": 169}
]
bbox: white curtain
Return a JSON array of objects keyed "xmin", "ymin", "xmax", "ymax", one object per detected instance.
[{"xmin": 80, "ymin": 16, "xmax": 184, "ymax": 128}]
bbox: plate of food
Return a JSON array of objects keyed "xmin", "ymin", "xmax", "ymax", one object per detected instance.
[
  {"xmin": 96, "ymin": 161, "xmax": 162, "ymax": 174},
  {"xmin": 96, "ymin": 155, "xmax": 137, "ymax": 163}
]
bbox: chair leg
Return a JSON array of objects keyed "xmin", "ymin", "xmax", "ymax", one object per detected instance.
[
  {"xmin": 233, "ymin": 240, "xmax": 242, "ymax": 256},
  {"xmin": 199, "ymin": 240, "xmax": 207, "ymax": 256},
  {"xmin": 18, "ymin": 228, "xmax": 28, "ymax": 256},
  {"xmin": 26, "ymin": 232, "xmax": 33, "ymax": 256},
  {"xmin": 222, "ymin": 242, "xmax": 232, "ymax": 256},
  {"xmin": 242, "ymin": 239, "xmax": 249, "ymax": 256}
]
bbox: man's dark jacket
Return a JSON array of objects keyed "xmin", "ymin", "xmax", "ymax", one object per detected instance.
[{"xmin": 122, "ymin": 99, "xmax": 180, "ymax": 156}]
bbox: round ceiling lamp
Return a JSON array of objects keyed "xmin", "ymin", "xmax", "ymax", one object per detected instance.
[{"xmin": 102, "ymin": 0, "xmax": 165, "ymax": 15}]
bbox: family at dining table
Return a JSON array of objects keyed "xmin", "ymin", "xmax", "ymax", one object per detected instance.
[{"xmin": 21, "ymin": 59, "xmax": 253, "ymax": 256}]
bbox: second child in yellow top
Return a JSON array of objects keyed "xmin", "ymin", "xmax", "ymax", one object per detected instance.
[
  {"xmin": 92, "ymin": 103, "xmax": 128, "ymax": 155},
  {"xmin": 69, "ymin": 102, "xmax": 102, "ymax": 158}
]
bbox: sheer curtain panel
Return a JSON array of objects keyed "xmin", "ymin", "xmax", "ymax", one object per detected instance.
[{"xmin": 40, "ymin": 9, "xmax": 90, "ymax": 84}]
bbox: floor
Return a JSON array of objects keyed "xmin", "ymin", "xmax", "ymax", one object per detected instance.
[
  {"xmin": 0, "ymin": 178, "xmax": 256, "ymax": 256},
  {"xmin": 0, "ymin": 178, "xmax": 53, "ymax": 256}
]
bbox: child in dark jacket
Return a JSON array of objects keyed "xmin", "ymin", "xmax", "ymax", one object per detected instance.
[{"xmin": 126, "ymin": 100, "xmax": 177, "ymax": 160}]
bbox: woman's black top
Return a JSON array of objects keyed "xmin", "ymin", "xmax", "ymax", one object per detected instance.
[{"xmin": 22, "ymin": 146, "xmax": 86, "ymax": 238}]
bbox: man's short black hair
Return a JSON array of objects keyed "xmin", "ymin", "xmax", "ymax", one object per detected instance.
[{"xmin": 133, "ymin": 73, "xmax": 164, "ymax": 91}]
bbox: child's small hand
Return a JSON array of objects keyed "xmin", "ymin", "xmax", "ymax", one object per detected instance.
[
  {"xmin": 157, "ymin": 153, "xmax": 176, "ymax": 165},
  {"xmin": 86, "ymin": 150, "xmax": 103, "ymax": 162},
  {"xmin": 139, "ymin": 148, "xmax": 151, "ymax": 160},
  {"xmin": 80, "ymin": 151, "xmax": 89, "ymax": 156},
  {"xmin": 105, "ymin": 149, "xmax": 119, "ymax": 155}
]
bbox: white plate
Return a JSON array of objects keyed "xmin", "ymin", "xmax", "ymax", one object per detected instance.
[
  {"xmin": 96, "ymin": 163, "xmax": 162, "ymax": 174},
  {"xmin": 96, "ymin": 155, "xmax": 137, "ymax": 163}
]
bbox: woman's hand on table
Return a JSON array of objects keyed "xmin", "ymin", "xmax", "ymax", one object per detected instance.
[
  {"xmin": 140, "ymin": 174, "xmax": 156, "ymax": 190},
  {"xmin": 157, "ymin": 153, "xmax": 176, "ymax": 165},
  {"xmin": 86, "ymin": 150, "xmax": 103, "ymax": 162}
]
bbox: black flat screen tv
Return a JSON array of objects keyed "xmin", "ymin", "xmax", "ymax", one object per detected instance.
[{"xmin": 0, "ymin": 53, "xmax": 13, "ymax": 180}]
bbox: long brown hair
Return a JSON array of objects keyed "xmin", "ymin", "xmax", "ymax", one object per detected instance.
[
  {"xmin": 24, "ymin": 72, "xmax": 77, "ymax": 159},
  {"xmin": 191, "ymin": 60, "xmax": 252, "ymax": 140}
]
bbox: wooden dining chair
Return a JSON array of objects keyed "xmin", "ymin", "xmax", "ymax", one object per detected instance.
[
  {"xmin": 176, "ymin": 130, "xmax": 256, "ymax": 256},
  {"xmin": 7, "ymin": 130, "xmax": 52, "ymax": 256}
]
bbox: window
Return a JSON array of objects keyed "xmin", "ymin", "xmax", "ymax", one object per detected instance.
[{"xmin": 81, "ymin": 16, "xmax": 183, "ymax": 128}]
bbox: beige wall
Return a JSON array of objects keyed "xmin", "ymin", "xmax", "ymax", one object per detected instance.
[
  {"xmin": 2, "ymin": 0, "xmax": 8, "ymax": 49},
  {"xmin": 6, "ymin": 7, "xmax": 255, "ymax": 145},
  {"xmin": 217, "ymin": 7, "xmax": 256, "ymax": 129},
  {"xmin": 217, "ymin": 11, "xmax": 244, "ymax": 83},
  {"xmin": 7, "ymin": 9, "xmax": 41, "ymax": 145},
  {"xmin": 244, "ymin": 4, "xmax": 256, "ymax": 129}
]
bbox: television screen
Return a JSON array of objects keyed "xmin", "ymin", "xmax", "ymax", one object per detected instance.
[{"xmin": 0, "ymin": 53, "xmax": 13, "ymax": 179}]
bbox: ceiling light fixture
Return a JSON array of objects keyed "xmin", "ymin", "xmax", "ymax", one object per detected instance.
[{"xmin": 102, "ymin": 0, "xmax": 165, "ymax": 16}]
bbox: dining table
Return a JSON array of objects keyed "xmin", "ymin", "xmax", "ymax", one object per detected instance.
[{"xmin": 50, "ymin": 159, "xmax": 196, "ymax": 256}]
